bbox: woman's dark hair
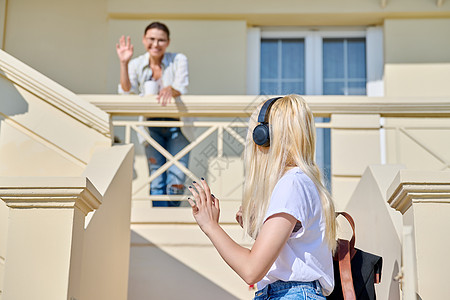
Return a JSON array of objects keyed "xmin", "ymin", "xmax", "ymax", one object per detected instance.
[{"xmin": 144, "ymin": 22, "xmax": 170, "ymax": 39}]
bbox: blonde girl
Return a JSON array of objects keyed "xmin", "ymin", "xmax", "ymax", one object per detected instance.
[{"xmin": 188, "ymin": 95, "xmax": 336, "ymax": 299}]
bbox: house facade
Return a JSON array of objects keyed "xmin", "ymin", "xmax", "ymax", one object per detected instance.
[{"xmin": 1, "ymin": 0, "xmax": 450, "ymax": 299}]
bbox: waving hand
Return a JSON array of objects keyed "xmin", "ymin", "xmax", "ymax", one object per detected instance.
[{"xmin": 116, "ymin": 35, "xmax": 134, "ymax": 64}]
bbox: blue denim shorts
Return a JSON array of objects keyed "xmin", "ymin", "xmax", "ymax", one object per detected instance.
[{"xmin": 253, "ymin": 280, "xmax": 325, "ymax": 300}]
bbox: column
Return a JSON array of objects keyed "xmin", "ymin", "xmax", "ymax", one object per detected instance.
[
  {"xmin": 0, "ymin": 177, "xmax": 101, "ymax": 300},
  {"xmin": 388, "ymin": 170, "xmax": 450, "ymax": 299}
]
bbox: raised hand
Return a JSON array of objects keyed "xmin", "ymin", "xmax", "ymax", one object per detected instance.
[
  {"xmin": 116, "ymin": 35, "xmax": 134, "ymax": 64},
  {"xmin": 187, "ymin": 178, "xmax": 220, "ymax": 234}
]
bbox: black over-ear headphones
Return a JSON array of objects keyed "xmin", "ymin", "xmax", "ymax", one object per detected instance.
[{"xmin": 252, "ymin": 97, "xmax": 283, "ymax": 147}]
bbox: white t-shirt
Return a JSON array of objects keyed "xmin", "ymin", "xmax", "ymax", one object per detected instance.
[{"xmin": 257, "ymin": 167, "xmax": 334, "ymax": 296}]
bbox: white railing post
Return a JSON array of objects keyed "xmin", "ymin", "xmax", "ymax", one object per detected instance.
[
  {"xmin": 217, "ymin": 125, "xmax": 224, "ymax": 158},
  {"xmin": 125, "ymin": 123, "xmax": 131, "ymax": 144}
]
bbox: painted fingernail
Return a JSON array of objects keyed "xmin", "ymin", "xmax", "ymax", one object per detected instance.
[
  {"xmin": 211, "ymin": 194, "xmax": 215, "ymax": 198},
  {"xmin": 189, "ymin": 186, "xmax": 192, "ymax": 189},
  {"xmin": 192, "ymin": 181, "xmax": 196, "ymax": 184},
  {"xmin": 201, "ymin": 177, "xmax": 205, "ymax": 180}
]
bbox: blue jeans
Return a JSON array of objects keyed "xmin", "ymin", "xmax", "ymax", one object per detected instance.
[
  {"xmin": 145, "ymin": 119, "xmax": 190, "ymax": 207},
  {"xmin": 253, "ymin": 281, "xmax": 325, "ymax": 300}
]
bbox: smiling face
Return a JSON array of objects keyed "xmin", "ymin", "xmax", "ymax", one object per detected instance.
[{"xmin": 142, "ymin": 28, "xmax": 170, "ymax": 59}]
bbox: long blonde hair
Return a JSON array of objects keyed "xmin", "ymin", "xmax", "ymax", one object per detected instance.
[{"xmin": 242, "ymin": 95, "xmax": 337, "ymax": 251}]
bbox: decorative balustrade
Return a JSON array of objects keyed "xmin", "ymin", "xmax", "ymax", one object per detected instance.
[{"xmin": 83, "ymin": 94, "xmax": 450, "ymax": 209}]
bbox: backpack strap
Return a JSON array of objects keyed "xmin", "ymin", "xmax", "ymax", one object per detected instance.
[
  {"xmin": 335, "ymin": 212, "xmax": 358, "ymax": 299},
  {"xmin": 337, "ymin": 238, "xmax": 357, "ymax": 300},
  {"xmin": 336, "ymin": 211, "xmax": 357, "ymax": 259}
]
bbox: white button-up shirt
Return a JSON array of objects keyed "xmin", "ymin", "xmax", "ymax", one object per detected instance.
[{"xmin": 118, "ymin": 51, "xmax": 189, "ymax": 95}]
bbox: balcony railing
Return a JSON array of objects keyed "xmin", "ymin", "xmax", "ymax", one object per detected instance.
[
  {"xmin": 83, "ymin": 94, "xmax": 450, "ymax": 209},
  {"xmin": 84, "ymin": 95, "xmax": 450, "ymax": 117}
]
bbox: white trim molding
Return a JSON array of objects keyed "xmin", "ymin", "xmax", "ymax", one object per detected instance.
[
  {"xmin": 84, "ymin": 94, "xmax": 450, "ymax": 118},
  {"xmin": 0, "ymin": 177, "xmax": 102, "ymax": 215},
  {"xmin": 246, "ymin": 27, "xmax": 261, "ymax": 95},
  {"xmin": 387, "ymin": 170, "xmax": 450, "ymax": 214},
  {"xmin": 366, "ymin": 26, "xmax": 384, "ymax": 97}
]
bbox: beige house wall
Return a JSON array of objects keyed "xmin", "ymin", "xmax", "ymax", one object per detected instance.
[
  {"xmin": 331, "ymin": 114, "xmax": 381, "ymax": 209},
  {"xmin": 2, "ymin": 0, "xmax": 450, "ymax": 96},
  {"xmin": 384, "ymin": 117, "xmax": 450, "ymax": 171},
  {"xmin": 107, "ymin": 19, "xmax": 247, "ymax": 95},
  {"xmin": 3, "ymin": 0, "xmax": 109, "ymax": 93},
  {"xmin": 333, "ymin": 114, "xmax": 450, "ymax": 208},
  {"xmin": 384, "ymin": 19, "xmax": 450, "ymax": 97}
]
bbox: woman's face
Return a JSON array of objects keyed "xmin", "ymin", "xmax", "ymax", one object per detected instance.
[{"xmin": 142, "ymin": 28, "xmax": 170, "ymax": 59}]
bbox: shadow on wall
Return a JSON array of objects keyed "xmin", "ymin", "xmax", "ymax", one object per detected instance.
[
  {"xmin": 0, "ymin": 76, "xmax": 29, "ymax": 286},
  {"xmin": 0, "ymin": 76, "xmax": 29, "ymax": 130},
  {"xmin": 389, "ymin": 261, "xmax": 400, "ymax": 300},
  {"xmin": 128, "ymin": 230, "xmax": 239, "ymax": 300}
]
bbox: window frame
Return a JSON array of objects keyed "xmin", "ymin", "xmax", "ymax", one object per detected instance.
[{"xmin": 246, "ymin": 27, "xmax": 384, "ymax": 97}]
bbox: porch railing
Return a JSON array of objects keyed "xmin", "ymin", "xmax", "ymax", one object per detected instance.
[{"xmin": 83, "ymin": 94, "xmax": 450, "ymax": 208}]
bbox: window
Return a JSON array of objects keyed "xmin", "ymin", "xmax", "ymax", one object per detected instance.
[
  {"xmin": 323, "ymin": 38, "xmax": 366, "ymax": 95},
  {"xmin": 260, "ymin": 39, "xmax": 305, "ymax": 95},
  {"xmin": 258, "ymin": 30, "xmax": 368, "ymax": 96}
]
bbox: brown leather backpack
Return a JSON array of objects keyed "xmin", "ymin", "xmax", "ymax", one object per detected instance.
[{"xmin": 327, "ymin": 212, "xmax": 383, "ymax": 300}]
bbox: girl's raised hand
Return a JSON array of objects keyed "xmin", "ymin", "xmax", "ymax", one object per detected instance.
[{"xmin": 187, "ymin": 178, "xmax": 220, "ymax": 234}]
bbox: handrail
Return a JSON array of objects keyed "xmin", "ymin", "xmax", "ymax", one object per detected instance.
[
  {"xmin": 82, "ymin": 94, "xmax": 450, "ymax": 118},
  {"xmin": 0, "ymin": 50, "xmax": 111, "ymax": 137}
]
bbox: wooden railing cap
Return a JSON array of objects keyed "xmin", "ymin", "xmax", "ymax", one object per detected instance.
[{"xmin": 81, "ymin": 94, "xmax": 450, "ymax": 118}]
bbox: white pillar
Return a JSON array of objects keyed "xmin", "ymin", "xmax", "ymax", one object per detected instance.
[
  {"xmin": 388, "ymin": 170, "xmax": 450, "ymax": 299},
  {"xmin": 0, "ymin": 177, "xmax": 101, "ymax": 300}
]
